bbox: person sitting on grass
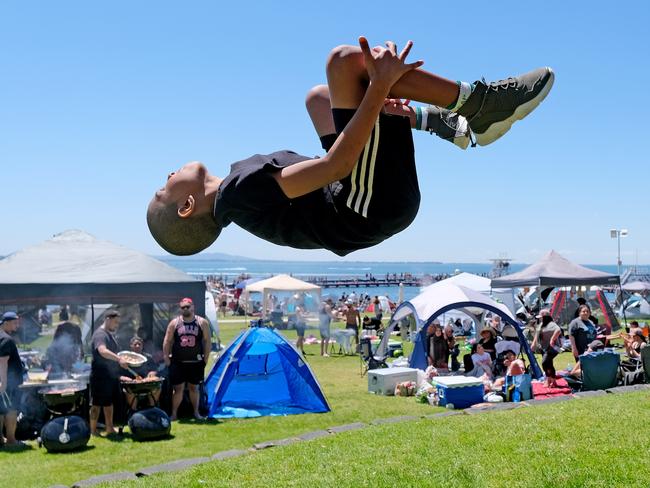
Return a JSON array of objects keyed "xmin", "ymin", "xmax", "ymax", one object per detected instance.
[
  {"xmin": 427, "ymin": 322, "xmax": 449, "ymax": 370},
  {"xmin": 478, "ymin": 326, "xmax": 498, "ymax": 361},
  {"xmin": 444, "ymin": 324, "xmax": 460, "ymax": 372},
  {"xmin": 146, "ymin": 37, "xmax": 554, "ymax": 258},
  {"xmin": 467, "ymin": 343, "xmax": 493, "ymax": 380}
]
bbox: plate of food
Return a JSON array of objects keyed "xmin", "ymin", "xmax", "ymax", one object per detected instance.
[{"xmin": 117, "ymin": 351, "xmax": 147, "ymax": 367}]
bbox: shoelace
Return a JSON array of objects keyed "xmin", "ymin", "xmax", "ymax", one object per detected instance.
[{"xmin": 488, "ymin": 77, "xmax": 520, "ymax": 91}]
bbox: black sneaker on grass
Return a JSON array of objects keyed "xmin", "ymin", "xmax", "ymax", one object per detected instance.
[
  {"xmin": 424, "ymin": 105, "xmax": 471, "ymax": 150},
  {"xmin": 457, "ymin": 67, "xmax": 555, "ymax": 146}
]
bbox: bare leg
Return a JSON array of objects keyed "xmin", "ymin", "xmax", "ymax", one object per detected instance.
[
  {"xmin": 89, "ymin": 405, "xmax": 100, "ymax": 434},
  {"xmin": 322, "ymin": 338, "xmax": 330, "ymax": 356},
  {"xmin": 103, "ymin": 405, "xmax": 115, "ymax": 434},
  {"xmin": 187, "ymin": 383, "xmax": 202, "ymax": 419},
  {"xmin": 171, "ymin": 383, "xmax": 185, "ymax": 420},
  {"xmin": 326, "ymin": 45, "xmax": 459, "ymax": 110},
  {"xmin": 4, "ymin": 410, "xmax": 17, "ymax": 444},
  {"xmin": 306, "ymin": 84, "xmax": 415, "ymax": 138}
]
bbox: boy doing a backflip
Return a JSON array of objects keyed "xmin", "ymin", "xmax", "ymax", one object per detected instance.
[{"xmin": 147, "ymin": 37, "xmax": 554, "ymax": 256}]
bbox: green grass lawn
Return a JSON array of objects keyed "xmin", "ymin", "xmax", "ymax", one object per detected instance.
[
  {"xmin": 109, "ymin": 390, "xmax": 650, "ymax": 488},
  {"xmin": 0, "ymin": 320, "xmax": 432, "ymax": 487},
  {"xmin": 1, "ymin": 319, "xmax": 642, "ymax": 487}
]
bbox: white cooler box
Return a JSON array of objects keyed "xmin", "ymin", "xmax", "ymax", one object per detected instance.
[{"xmin": 368, "ymin": 367, "xmax": 418, "ymax": 395}]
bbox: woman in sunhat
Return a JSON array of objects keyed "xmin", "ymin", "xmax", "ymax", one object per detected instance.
[{"xmin": 478, "ymin": 326, "xmax": 497, "ymax": 361}]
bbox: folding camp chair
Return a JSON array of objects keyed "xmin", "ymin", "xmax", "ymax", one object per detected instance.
[
  {"xmin": 642, "ymin": 346, "xmax": 650, "ymax": 383},
  {"xmin": 620, "ymin": 357, "xmax": 645, "ymax": 386},
  {"xmin": 359, "ymin": 337, "xmax": 388, "ymax": 376},
  {"xmin": 566, "ymin": 350, "xmax": 620, "ymax": 391}
]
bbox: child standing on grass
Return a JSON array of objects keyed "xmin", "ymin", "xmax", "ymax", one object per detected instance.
[{"xmin": 147, "ymin": 36, "xmax": 554, "ymax": 256}]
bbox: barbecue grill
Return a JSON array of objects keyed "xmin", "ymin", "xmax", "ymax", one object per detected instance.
[
  {"xmin": 120, "ymin": 377, "xmax": 164, "ymax": 413},
  {"xmin": 121, "ymin": 377, "xmax": 163, "ymax": 395},
  {"xmin": 39, "ymin": 383, "xmax": 87, "ymax": 416},
  {"xmin": 37, "ymin": 383, "xmax": 90, "ymax": 452}
]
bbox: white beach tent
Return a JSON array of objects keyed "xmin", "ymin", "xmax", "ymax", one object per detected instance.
[
  {"xmin": 242, "ymin": 274, "xmax": 321, "ymax": 318},
  {"xmin": 377, "ymin": 283, "xmax": 543, "ymax": 378},
  {"xmin": 422, "ymin": 272, "xmax": 516, "ymax": 313}
]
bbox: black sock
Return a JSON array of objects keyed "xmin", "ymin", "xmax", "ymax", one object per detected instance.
[{"xmin": 320, "ymin": 134, "xmax": 337, "ymax": 152}]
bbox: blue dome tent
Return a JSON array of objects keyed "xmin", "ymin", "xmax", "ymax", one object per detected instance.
[
  {"xmin": 377, "ymin": 284, "xmax": 542, "ymax": 379},
  {"xmin": 204, "ymin": 326, "xmax": 330, "ymax": 418}
]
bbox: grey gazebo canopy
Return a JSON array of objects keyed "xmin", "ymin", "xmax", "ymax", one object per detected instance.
[
  {"xmin": 0, "ymin": 230, "xmax": 205, "ymax": 315},
  {"xmin": 490, "ymin": 250, "xmax": 620, "ymax": 289}
]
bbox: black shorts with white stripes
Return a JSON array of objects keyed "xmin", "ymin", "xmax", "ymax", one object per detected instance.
[{"xmin": 329, "ymin": 108, "xmax": 420, "ymax": 236}]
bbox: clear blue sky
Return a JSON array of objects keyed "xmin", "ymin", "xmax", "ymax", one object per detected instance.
[{"xmin": 2, "ymin": 1, "xmax": 648, "ymax": 265}]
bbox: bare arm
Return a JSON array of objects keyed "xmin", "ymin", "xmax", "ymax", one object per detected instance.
[
  {"xmin": 200, "ymin": 318, "xmax": 211, "ymax": 361},
  {"xmin": 96, "ymin": 344, "xmax": 128, "ymax": 369},
  {"xmin": 162, "ymin": 320, "xmax": 176, "ymax": 366},
  {"xmin": 273, "ymin": 38, "xmax": 422, "ymax": 199},
  {"xmin": 569, "ymin": 335, "xmax": 577, "ymax": 358},
  {"xmin": 0, "ymin": 356, "xmax": 8, "ymax": 393},
  {"xmin": 550, "ymin": 329, "xmax": 562, "ymax": 348},
  {"xmin": 530, "ymin": 327, "xmax": 540, "ymax": 351}
]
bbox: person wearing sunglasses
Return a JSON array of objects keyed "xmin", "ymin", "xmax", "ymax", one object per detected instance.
[{"xmin": 162, "ymin": 298, "xmax": 211, "ymax": 420}]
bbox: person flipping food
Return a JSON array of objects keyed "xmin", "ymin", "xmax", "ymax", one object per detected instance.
[
  {"xmin": 89, "ymin": 309, "xmax": 129, "ymax": 436},
  {"xmin": 163, "ymin": 298, "xmax": 211, "ymax": 420}
]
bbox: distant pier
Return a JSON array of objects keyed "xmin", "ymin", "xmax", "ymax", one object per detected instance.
[{"xmin": 305, "ymin": 277, "xmax": 422, "ymax": 288}]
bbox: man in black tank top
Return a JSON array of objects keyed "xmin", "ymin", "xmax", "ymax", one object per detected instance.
[{"xmin": 163, "ymin": 298, "xmax": 211, "ymax": 420}]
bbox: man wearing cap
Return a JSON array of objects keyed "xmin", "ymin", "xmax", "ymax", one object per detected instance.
[
  {"xmin": 0, "ymin": 312, "xmax": 24, "ymax": 447},
  {"xmin": 163, "ymin": 298, "xmax": 211, "ymax": 420},
  {"xmin": 89, "ymin": 309, "xmax": 129, "ymax": 436}
]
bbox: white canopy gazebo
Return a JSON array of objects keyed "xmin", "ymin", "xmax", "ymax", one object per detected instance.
[{"xmin": 243, "ymin": 274, "xmax": 321, "ymax": 318}]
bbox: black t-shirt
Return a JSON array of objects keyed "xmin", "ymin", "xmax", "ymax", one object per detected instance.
[
  {"xmin": 91, "ymin": 327, "xmax": 120, "ymax": 378},
  {"xmin": 213, "ymin": 151, "xmax": 395, "ymax": 256},
  {"xmin": 569, "ymin": 318, "xmax": 597, "ymax": 357},
  {"xmin": 0, "ymin": 329, "xmax": 24, "ymax": 389}
]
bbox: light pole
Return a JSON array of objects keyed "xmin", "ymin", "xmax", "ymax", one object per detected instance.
[{"xmin": 610, "ymin": 228, "xmax": 629, "ymax": 277}]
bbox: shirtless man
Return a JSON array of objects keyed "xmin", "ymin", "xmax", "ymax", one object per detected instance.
[{"xmin": 344, "ymin": 300, "xmax": 361, "ymax": 348}]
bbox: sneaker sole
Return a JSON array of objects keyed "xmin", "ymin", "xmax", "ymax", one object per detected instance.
[
  {"xmin": 454, "ymin": 136, "xmax": 470, "ymax": 150},
  {"xmin": 475, "ymin": 68, "xmax": 555, "ymax": 146}
]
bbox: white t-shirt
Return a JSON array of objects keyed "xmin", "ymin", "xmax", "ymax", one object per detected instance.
[{"xmin": 469, "ymin": 351, "xmax": 493, "ymax": 378}]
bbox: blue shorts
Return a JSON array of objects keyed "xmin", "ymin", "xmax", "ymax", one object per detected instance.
[{"xmin": 295, "ymin": 322, "xmax": 306, "ymax": 338}]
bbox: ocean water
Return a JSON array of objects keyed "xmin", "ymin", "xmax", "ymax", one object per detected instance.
[{"xmin": 160, "ymin": 257, "xmax": 622, "ymax": 302}]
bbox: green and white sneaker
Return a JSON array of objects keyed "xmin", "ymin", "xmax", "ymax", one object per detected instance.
[
  {"xmin": 423, "ymin": 105, "xmax": 471, "ymax": 150},
  {"xmin": 457, "ymin": 67, "xmax": 555, "ymax": 146}
]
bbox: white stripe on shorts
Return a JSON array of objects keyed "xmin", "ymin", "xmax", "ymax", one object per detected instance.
[{"xmin": 346, "ymin": 117, "xmax": 380, "ymax": 218}]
